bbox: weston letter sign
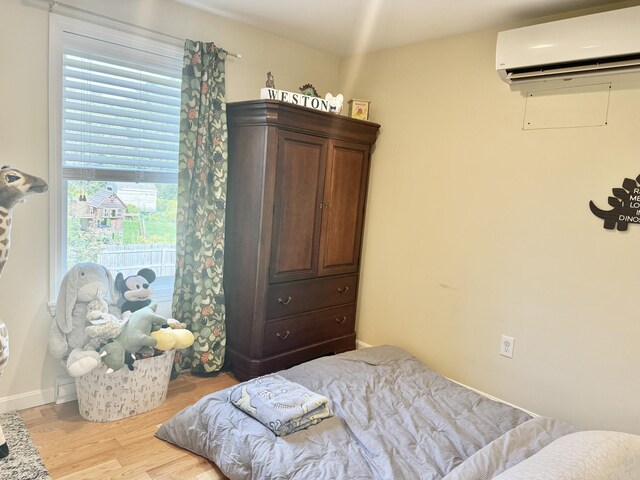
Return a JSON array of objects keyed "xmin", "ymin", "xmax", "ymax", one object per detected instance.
[
  {"xmin": 590, "ymin": 174, "xmax": 640, "ymax": 231},
  {"xmin": 260, "ymin": 88, "xmax": 331, "ymax": 112}
]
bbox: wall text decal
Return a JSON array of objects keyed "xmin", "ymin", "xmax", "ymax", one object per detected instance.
[{"xmin": 590, "ymin": 174, "xmax": 640, "ymax": 231}]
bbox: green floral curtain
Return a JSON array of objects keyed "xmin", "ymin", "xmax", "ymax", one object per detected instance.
[{"xmin": 172, "ymin": 40, "xmax": 227, "ymax": 377}]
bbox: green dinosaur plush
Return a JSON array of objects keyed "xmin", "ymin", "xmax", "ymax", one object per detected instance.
[
  {"xmin": 99, "ymin": 304, "xmax": 166, "ymax": 373},
  {"xmin": 99, "ymin": 342, "xmax": 125, "ymax": 373}
]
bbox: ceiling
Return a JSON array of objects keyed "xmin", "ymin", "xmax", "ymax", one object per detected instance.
[{"xmin": 173, "ymin": 0, "xmax": 627, "ymax": 56}]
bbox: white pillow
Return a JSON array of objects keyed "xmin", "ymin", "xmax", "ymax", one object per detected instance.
[{"xmin": 494, "ymin": 430, "xmax": 640, "ymax": 480}]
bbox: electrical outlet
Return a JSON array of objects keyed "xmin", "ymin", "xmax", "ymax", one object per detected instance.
[{"xmin": 500, "ymin": 335, "xmax": 515, "ymax": 358}]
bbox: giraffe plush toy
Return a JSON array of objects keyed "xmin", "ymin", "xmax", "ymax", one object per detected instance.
[{"xmin": 0, "ymin": 166, "xmax": 48, "ymax": 458}]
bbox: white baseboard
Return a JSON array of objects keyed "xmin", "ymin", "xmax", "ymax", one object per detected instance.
[
  {"xmin": 445, "ymin": 377, "xmax": 539, "ymax": 417},
  {"xmin": 355, "ymin": 340, "xmax": 372, "ymax": 349},
  {"xmin": 0, "ymin": 387, "xmax": 55, "ymax": 413},
  {"xmin": 0, "ymin": 345, "xmax": 535, "ymax": 416}
]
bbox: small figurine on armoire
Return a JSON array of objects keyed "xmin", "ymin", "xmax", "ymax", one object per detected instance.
[{"xmin": 265, "ymin": 71, "xmax": 275, "ymax": 89}]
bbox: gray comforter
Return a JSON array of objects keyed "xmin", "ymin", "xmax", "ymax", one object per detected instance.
[{"xmin": 156, "ymin": 346, "xmax": 572, "ymax": 479}]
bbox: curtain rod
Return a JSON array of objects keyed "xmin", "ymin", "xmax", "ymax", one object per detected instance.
[{"xmin": 25, "ymin": 0, "xmax": 242, "ymax": 59}]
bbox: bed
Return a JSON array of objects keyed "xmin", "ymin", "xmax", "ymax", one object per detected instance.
[{"xmin": 156, "ymin": 345, "xmax": 640, "ymax": 479}]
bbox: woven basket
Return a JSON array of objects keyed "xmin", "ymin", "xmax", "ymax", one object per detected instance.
[{"xmin": 75, "ymin": 350, "xmax": 175, "ymax": 422}]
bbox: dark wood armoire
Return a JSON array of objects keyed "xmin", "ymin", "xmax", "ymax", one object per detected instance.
[{"xmin": 224, "ymin": 100, "xmax": 380, "ymax": 380}]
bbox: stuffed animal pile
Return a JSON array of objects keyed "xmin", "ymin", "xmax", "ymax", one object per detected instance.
[{"xmin": 47, "ymin": 263, "xmax": 194, "ymax": 378}]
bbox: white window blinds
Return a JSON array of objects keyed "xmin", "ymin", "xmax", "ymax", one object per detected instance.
[{"xmin": 60, "ymin": 33, "xmax": 183, "ymax": 183}]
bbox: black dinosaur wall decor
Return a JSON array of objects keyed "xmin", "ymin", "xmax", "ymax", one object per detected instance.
[{"xmin": 590, "ymin": 174, "xmax": 640, "ymax": 231}]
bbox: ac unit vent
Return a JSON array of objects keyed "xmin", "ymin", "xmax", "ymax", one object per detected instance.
[
  {"xmin": 506, "ymin": 53, "xmax": 640, "ymax": 83},
  {"xmin": 496, "ymin": 6, "xmax": 640, "ymax": 84}
]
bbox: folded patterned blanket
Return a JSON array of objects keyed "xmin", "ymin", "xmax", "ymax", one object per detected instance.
[{"xmin": 228, "ymin": 373, "xmax": 333, "ymax": 436}]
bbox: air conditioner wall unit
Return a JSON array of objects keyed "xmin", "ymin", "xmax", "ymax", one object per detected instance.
[{"xmin": 496, "ymin": 6, "xmax": 640, "ymax": 84}]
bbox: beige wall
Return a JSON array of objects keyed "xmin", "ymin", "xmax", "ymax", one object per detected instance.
[
  {"xmin": 0, "ymin": 0, "xmax": 339, "ymax": 407},
  {"xmin": 341, "ymin": 8, "xmax": 640, "ymax": 434},
  {"xmin": 3, "ymin": 0, "xmax": 640, "ymax": 436}
]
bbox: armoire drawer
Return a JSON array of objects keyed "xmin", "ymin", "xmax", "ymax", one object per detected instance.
[
  {"xmin": 263, "ymin": 305, "xmax": 355, "ymax": 356},
  {"xmin": 266, "ymin": 274, "xmax": 357, "ymax": 319}
]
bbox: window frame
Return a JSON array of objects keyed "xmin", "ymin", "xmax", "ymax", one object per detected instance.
[{"xmin": 48, "ymin": 14, "xmax": 183, "ymax": 313}]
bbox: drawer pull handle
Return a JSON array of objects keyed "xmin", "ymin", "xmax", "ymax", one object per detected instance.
[
  {"xmin": 336, "ymin": 316, "xmax": 347, "ymax": 325},
  {"xmin": 337, "ymin": 286, "xmax": 349, "ymax": 294},
  {"xmin": 276, "ymin": 330, "xmax": 290, "ymax": 340},
  {"xmin": 278, "ymin": 296, "xmax": 292, "ymax": 305}
]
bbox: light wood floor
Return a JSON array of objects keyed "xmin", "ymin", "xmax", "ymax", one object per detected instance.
[{"xmin": 21, "ymin": 372, "xmax": 239, "ymax": 480}]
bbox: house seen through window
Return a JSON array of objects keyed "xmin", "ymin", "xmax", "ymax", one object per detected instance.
[
  {"xmin": 67, "ymin": 182, "xmax": 178, "ymax": 281},
  {"xmin": 52, "ymin": 15, "xmax": 183, "ymax": 299}
]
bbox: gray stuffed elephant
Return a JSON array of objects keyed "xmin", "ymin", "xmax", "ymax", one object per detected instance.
[{"xmin": 48, "ymin": 262, "xmax": 121, "ymax": 376}]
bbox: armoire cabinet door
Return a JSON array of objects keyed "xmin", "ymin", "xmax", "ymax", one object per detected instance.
[
  {"xmin": 269, "ymin": 131, "xmax": 327, "ymax": 283},
  {"xmin": 318, "ymin": 139, "xmax": 370, "ymax": 276}
]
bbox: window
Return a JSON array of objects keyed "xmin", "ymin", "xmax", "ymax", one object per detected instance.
[{"xmin": 49, "ymin": 15, "xmax": 183, "ymax": 304}]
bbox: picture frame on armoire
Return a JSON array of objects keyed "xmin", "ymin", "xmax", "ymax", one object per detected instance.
[{"xmin": 348, "ymin": 99, "xmax": 370, "ymax": 120}]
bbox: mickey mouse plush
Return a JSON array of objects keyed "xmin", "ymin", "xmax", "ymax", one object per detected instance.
[{"xmin": 115, "ymin": 268, "xmax": 156, "ymax": 314}]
